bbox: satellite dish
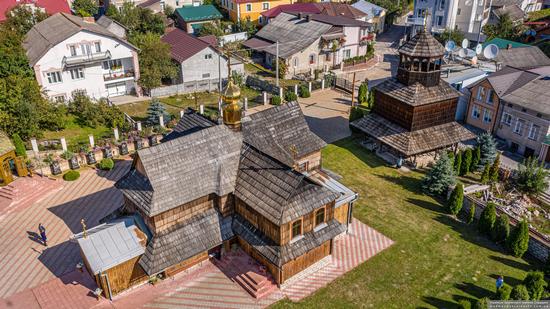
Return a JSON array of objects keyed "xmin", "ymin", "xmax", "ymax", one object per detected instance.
[
  {"xmin": 445, "ymin": 40, "xmax": 456, "ymax": 52},
  {"xmin": 483, "ymin": 44, "xmax": 500, "ymax": 60},
  {"xmin": 475, "ymin": 44, "xmax": 483, "ymax": 55},
  {"xmin": 462, "ymin": 38, "xmax": 469, "ymax": 49},
  {"xmin": 458, "ymin": 48, "xmax": 467, "ymax": 58}
]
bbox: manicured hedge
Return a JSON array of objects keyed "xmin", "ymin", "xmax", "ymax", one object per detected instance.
[
  {"xmin": 63, "ymin": 170, "xmax": 80, "ymax": 181},
  {"xmin": 98, "ymin": 158, "xmax": 114, "ymax": 171}
]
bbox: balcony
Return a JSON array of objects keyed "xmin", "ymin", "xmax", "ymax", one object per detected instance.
[
  {"xmin": 406, "ymin": 16, "xmax": 425, "ymax": 26},
  {"xmin": 103, "ymin": 70, "xmax": 135, "ymax": 82},
  {"xmin": 62, "ymin": 51, "xmax": 111, "ymax": 67}
]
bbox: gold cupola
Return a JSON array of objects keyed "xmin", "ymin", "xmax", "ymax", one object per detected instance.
[{"xmin": 222, "ymin": 79, "xmax": 242, "ymax": 130}]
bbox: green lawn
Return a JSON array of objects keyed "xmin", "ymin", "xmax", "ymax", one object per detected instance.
[
  {"xmin": 42, "ymin": 115, "xmax": 111, "ymax": 150},
  {"xmin": 272, "ymin": 138, "xmax": 540, "ymax": 308}
]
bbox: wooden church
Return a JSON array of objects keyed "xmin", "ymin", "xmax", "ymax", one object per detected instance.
[
  {"xmin": 351, "ymin": 29, "xmax": 475, "ymax": 167},
  {"xmin": 73, "ymin": 80, "xmax": 357, "ymax": 299}
]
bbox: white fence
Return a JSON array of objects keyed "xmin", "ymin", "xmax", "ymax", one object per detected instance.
[
  {"xmin": 150, "ymin": 78, "xmax": 223, "ymax": 97},
  {"xmin": 219, "ymin": 32, "xmax": 248, "ymax": 46}
]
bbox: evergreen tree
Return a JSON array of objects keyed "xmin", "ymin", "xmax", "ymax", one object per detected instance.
[
  {"xmin": 477, "ymin": 133, "xmax": 497, "ymax": 168},
  {"xmin": 11, "ymin": 133, "xmax": 26, "ymax": 157},
  {"xmin": 358, "ymin": 82, "xmax": 368, "ymax": 105},
  {"xmin": 454, "ymin": 151, "xmax": 462, "ymax": 175},
  {"xmin": 472, "ymin": 146, "xmax": 481, "ymax": 171},
  {"xmin": 492, "ymin": 215, "xmax": 510, "ymax": 243},
  {"xmin": 448, "ymin": 183, "xmax": 464, "ymax": 216},
  {"xmin": 489, "ymin": 153, "xmax": 500, "ymax": 183},
  {"xmin": 146, "ymin": 99, "xmax": 171, "ymax": 126},
  {"xmin": 478, "ymin": 202, "xmax": 496, "ymax": 236},
  {"xmin": 474, "ymin": 297, "xmax": 489, "ymax": 309},
  {"xmin": 422, "ymin": 152, "xmax": 456, "ymax": 196},
  {"xmin": 480, "ymin": 163, "xmax": 491, "ymax": 184},
  {"xmin": 511, "ymin": 285, "xmax": 530, "ymax": 300},
  {"xmin": 496, "ymin": 284, "xmax": 512, "ymax": 300},
  {"xmin": 523, "ymin": 271, "xmax": 547, "ymax": 300},
  {"xmin": 508, "ymin": 219, "xmax": 529, "ymax": 257},
  {"xmin": 516, "ymin": 156, "xmax": 549, "ymax": 196},
  {"xmin": 448, "ymin": 151, "xmax": 455, "ymax": 167},
  {"xmin": 461, "ymin": 148, "xmax": 472, "ymax": 176},
  {"xmin": 468, "ymin": 205, "xmax": 476, "ymax": 224},
  {"xmin": 367, "ymin": 90, "xmax": 374, "ymax": 109}
]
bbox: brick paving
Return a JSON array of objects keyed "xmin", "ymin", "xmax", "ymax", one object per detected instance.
[{"xmin": 0, "ymin": 161, "xmax": 131, "ymax": 299}]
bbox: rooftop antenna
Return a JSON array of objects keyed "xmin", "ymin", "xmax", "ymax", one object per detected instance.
[{"xmin": 81, "ymin": 219, "xmax": 88, "ymax": 239}]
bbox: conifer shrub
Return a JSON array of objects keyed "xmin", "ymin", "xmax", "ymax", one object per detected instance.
[
  {"xmin": 492, "ymin": 215, "xmax": 510, "ymax": 243},
  {"xmin": 511, "ymin": 285, "xmax": 530, "ymax": 300},
  {"xmin": 63, "ymin": 170, "xmax": 80, "ymax": 181},
  {"xmin": 508, "ymin": 219, "xmax": 529, "ymax": 257},
  {"xmin": 98, "ymin": 158, "xmax": 115, "ymax": 171},
  {"xmin": 478, "ymin": 202, "xmax": 496, "ymax": 236},
  {"xmin": 448, "ymin": 183, "xmax": 464, "ymax": 215},
  {"xmin": 523, "ymin": 271, "xmax": 547, "ymax": 300},
  {"xmin": 496, "ymin": 284, "xmax": 512, "ymax": 300}
]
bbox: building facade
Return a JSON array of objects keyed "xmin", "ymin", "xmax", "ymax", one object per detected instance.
[
  {"xmin": 220, "ymin": 0, "xmax": 293, "ymax": 24},
  {"xmin": 466, "ymin": 79, "xmax": 500, "ymax": 132},
  {"xmin": 23, "ymin": 13, "xmax": 140, "ymax": 101}
]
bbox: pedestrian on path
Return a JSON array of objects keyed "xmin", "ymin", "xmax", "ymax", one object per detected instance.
[
  {"xmin": 38, "ymin": 223, "xmax": 47, "ymax": 246},
  {"xmin": 496, "ymin": 275, "xmax": 504, "ymax": 291}
]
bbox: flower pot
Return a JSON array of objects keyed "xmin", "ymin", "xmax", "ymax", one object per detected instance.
[{"xmin": 50, "ymin": 161, "xmax": 62, "ymax": 175}]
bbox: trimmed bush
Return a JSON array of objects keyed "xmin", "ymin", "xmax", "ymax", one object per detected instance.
[
  {"xmin": 523, "ymin": 271, "xmax": 547, "ymax": 300},
  {"xmin": 448, "ymin": 183, "xmax": 464, "ymax": 215},
  {"xmin": 508, "ymin": 219, "xmax": 529, "ymax": 257},
  {"xmin": 63, "ymin": 170, "xmax": 80, "ymax": 181},
  {"xmin": 478, "ymin": 202, "xmax": 496, "ymax": 236},
  {"xmin": 271, "ymin": 95, "xmax": 281, "ymax": 105},
  {"xmin": 511, "ymin": 284, "xmax": 530, "ymax": 300},
  {"xmin": 492, "ymin": 215, "xmax": 510, "ymax": 243},
  {"xmin": 299, "ymin": 85, "xmax": 310, "ymax": 98},
  {"xmin": 98, "ymin": 158, "xmax": 115, "ymax": 171},
  {"xmin": 496, "ymin": 283, "xmax": 512, "ymax": 300},
  {"xmin": 458, "ymin": 299, "xmax": 471, "ymax": 309},
  {"xmin": 454, "ymin": 151, "xmax": 462, "ymax": 175},
  {"xmin": 461, "ymin": 148, "xmax": 472, "ymax": 176},
  {"xmin": 467, "ymin": 204, "xmax": 476, "ymax": 224},
  {"xmin": 472, "ymin": 146, "xmax": 481, "ymax": 171},
  {"xmin": 473, "ymin": 297, "xmax": 489, "ymax": 309},
  {"xmin": 284, "ymin": 91, "xmax": 297, "ymax": 102},
  {"xmin": 12, "ymin": 134, "xmax": 27, "ymax": 157},
  {"xmin": 480, "ymin": 163, "xmax": 491, "ymax": 184}
]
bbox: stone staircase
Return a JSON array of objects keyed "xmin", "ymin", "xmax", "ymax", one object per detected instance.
[
  {"xmin": 214, "ymin": 250, "xmax": 278, "ymax": 299},
  {"xmin": 0, "ymin": 184, "xmax": 15, "ymax": 211},
  {"xmin": 0, "ymin": 176, "xmax": 61, "ymax": 217}
]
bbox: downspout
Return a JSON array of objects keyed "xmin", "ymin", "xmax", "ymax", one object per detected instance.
[
  {"xmin": 99, "ymin": 271, "xmax": 113, "ymax": 301},
  {"xmin": 237, "ymin": 2, "xmax": 241, "ymax": 24},
  {"xmin": 346, "ymin": 193, "xmax": 359, "ymax": 234}
]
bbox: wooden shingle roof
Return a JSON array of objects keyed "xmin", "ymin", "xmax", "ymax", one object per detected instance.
[
  {"xmin": 235, "ymin": 146, "xmax": 339, "ymax": 225},
  {"xmin": 162, "ymin": 108, "xmax": 215, "ymax": 142},
  {"xmin": 351, "ymin": 113, "xmax": 475, "ymax": 156},
  {"xmin": 398, "ymin": 30, "xmax": 446, "ymax": 58},
  {"xmin": 115, "ymin": 125, "xmax": 242, "ymax": 217},
  {"xmin": 243, "ymin": 101, "xmax": 326, "ymax": 166},
  {"xmin": 375, "ymin": 77, "xmax": 461, "ymax": 107},
  {"xmin": 139, "ymin": 208, "xmax": 233, "ymax": 275}
]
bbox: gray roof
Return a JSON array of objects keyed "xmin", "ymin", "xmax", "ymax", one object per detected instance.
[
  {"xmin": 502, "ymin": 78, "xmax": 550, "ymax": 116},
  {"xmin": 235, "ymin": 146, "xmax": 339, "ymax": 225},
  {"xmin": 494, "ymin": 46, "xmax": 550, "ymax": 69},
  {"xmin": 375, "ymin": 77, "xmax": 461, "ymax": 107},
  {"xmin": 74, "ymin": 221, "xmax": 145, "ymax": 275},
  {"xmin": 307, "ymin": 170, "xmax": 357, "ymax": 207},
  {"xmin": 252, "ymin": 12, "xmax": 332, "ymax": 58},
  {"xmin": 116, "ymin": 125, "xmax": 242, "ymax": 217},
  {"xmin": 483, "ymin": 66, "xmax": 540, "ymax": 96},
  {"xmin": 233, "ymin": 214, "xmax": 345, "ymax": 267},
  {"xmin": 139, "ymin": 208, "xmax": 233, "ymax": 275},
  {"xmin": 96, "ymin": 15, "xmax": 128, "ymax": 38},
  {"xmin": 351, "ymin": 113, "xmax": 476, "ymax": 156},
  {"xmin": 398, "ymin": 30, "xmax": 446, "ymax": 58},
  {"xmin": 493, "ymin": 4, "xmax": 525, "ymax": 21},
  {"xmin": 23, "ymin": 13, "xmax": 136, "ymax": 66},
  {"xmin": 242, "ymin": 101, "xmax": 326, "ymax": 166},
  {"xmin": 162, "ymin": 108, "xmax": 215, "ymax": 142},
  {"xmin": 351, "ymin": 0, "xmax": 386, "ymax": 20}
]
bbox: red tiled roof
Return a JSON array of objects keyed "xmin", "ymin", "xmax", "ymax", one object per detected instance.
[
  {"xmin": 261, "ymin": 2, "xmax": 366, "ymax": 19},
  {"xmin": 0, "ymin": 0, "xmax": 71, "ymax": 22},
  {"xmin": 261, "ymin": 3, "xmax": 320, "ymax": 18},
  {"xmin": 161, "ymin": 28, "xmax": 210, "ymax": 63},
  {"xmin": 198, "ymin": 35, "xmax": 218, "ymax": 47}
]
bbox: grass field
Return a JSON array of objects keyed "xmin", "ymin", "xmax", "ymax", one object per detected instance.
[
  {"xmin": 272, "ymin": 138, "xmax": 541, "ymax": 308},
  {"xmin": 42, "ymin": 115, "xmax": 111, "ymax": 150}
]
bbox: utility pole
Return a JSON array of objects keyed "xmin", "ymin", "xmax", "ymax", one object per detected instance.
[
  {"xmin": 350, "ymin": 72, "xmax": 357, "ymax": 107},
  {"xmin": 275, "ymin": 40, "xmax": 280, "ymax": 87}
]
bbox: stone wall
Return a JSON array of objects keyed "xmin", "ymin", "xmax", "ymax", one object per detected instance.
[{"xmin": 463, "ymin": 196, "xmax": 550, "ymax": 262}]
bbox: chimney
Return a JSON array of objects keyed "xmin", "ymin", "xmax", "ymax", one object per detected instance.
[
  {"xmin": 507, "ymin": 44, "xmax": 512, "ymax": 50},
  {"xmin": 306, "ymin": 14, "xmax": 311, "ymax": 22},
  {"xmin": 83, "ymin": 16, "xmax": 95, "ymax": 23},
  {"xmin": 298, "ymin": 12, "xmax": 303, "ymax": 19}
]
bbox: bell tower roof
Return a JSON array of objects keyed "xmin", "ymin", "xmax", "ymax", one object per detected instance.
[{"xmin": 398, "ymin": 30, "xmax": 446, "ymax": 58}]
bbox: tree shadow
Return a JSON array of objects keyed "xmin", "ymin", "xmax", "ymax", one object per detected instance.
[
  {"xmin": 406, "ymin": 198, "xmax": 445, "ymax": 214},
  {"xmin": 489, "ymin": 255, "xmax": 533, "ymax": 272},
  {"xmin": 455, "ymin": 281, "xmax": 495, "ymax": 300},
  {"xmin": 377, "ymin": 174, "xmax": 425, "ymax": 194},
  {"xmin": 94, "ymin": 158, "xmax": 131, "ymax": 182},
  {"xmin": 38, "ymin": 240, "xmax": 81, "ymax": 278},
  {"xmin": 420, "ymin": 296, "xmax": 460, "ymax": 309},
  {"xmin": 331, "ymin": 138, "xmax": 385, "ymax": 168},
  {"xmin": 488, "ymin": 273, "xmax": 523, "ymax": 287},
  {"xmin": 304, "ymin": 115, "xmax": 351, "ymax": 144}
]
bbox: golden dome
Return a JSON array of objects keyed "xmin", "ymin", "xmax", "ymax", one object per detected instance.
[
  {"xmin": 222, "ymin": 80, "xmax": 242, "ymax": 128},
  {"xmin": 223, "ymin": 80, "xmax": 241, "ymax": 99}
]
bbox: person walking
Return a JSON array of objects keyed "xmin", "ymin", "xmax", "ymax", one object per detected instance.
[
  {"xmin": 38, "ymin": 223, "xmax": 47, "ymax": 246},
  {"xmin": 496, "ymin": 275, "xmax": 504, "ymax": 292}
]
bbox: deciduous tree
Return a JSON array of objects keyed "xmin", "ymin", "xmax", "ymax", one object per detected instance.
[
  {"xmin": 72, "ymin": 0, "xmax": 98, "ymax": 17},
  {"xmin": 130, "ymin": 32, "xmax": 177, "ymax": 91},
  {"xmin": 516, "ymin": 156, "xmax": 549, "ymax": 196}
]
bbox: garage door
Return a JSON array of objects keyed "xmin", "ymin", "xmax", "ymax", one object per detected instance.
[{"xmin": 107, "ymin": 82, "xmax": 126, "ymax": 97}]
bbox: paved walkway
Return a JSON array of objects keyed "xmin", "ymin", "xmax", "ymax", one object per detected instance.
[{"xmin": 0, "ymin": 161, "xmax": 131, "ymax": 299}]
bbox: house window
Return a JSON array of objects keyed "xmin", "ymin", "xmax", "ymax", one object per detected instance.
[
  {"xmin": 103, "ymin": 59, "xmax": 122, "ymax": 71},
  {"xmin": 528, "ymin": 124, "xmax": 540, "ymax": 140},
  {"xmin": 315, "ymin": 207, "xmax": 325, "ymax": 227},
  {"xmin": 262, "ymin": 2, "xmax": 269, "ymax": 10},
  {"xmin": 514, "ymin": 119, "xmax": 525, "ymax": 135},
  {"xmin": 53, "ymin": 95, "xmax": 65, "ymax": 103},
  {"xmin": 246, "ymin": 3, "xmax": 252, "ymax": 11},
  {"xmin": 81, "ymin": 44, "xmax": 91, "ymax": 55},
  {"xmin": 94, "ymin": 42, "xmax": 101, "ymax": 53},
  {"xmin": 472, "ymin": 105, "xmax": 480, "ymax": 119},
  {"xmin": 72, "ymin": 89, "xmax": 87, "ymax": 97},
  {"xmin": 160, "ymin": 2, "xmax": 165, "ymax": 10},
  {"xmin": 309, "ymin": 54, "xmax": 315, "ymax": 64},
  {"xmin": 457, "ymin": 8, "xmax": 461, "ymax": 15},
  {"xmin": 343, "ymin": 49, "xmax": 351, "ymax": 59},
  {"xmin": 291, "ymin": 220, "xmax": 302, "ymax": 239},
  {"xmin": 205, "ymin": 53, "xmax": 213, "ymax": 59},
  {"xmin": 502, "ymin": 113, "xmax": 512, "ymax": 125},
  {"xmin": 293, "ymin": 57, "xmax": 298, "ymax": 67},
  {"xmin": 486, "ymin": 89, "xmax": 494, "ymax": 104},
  {"xmin": 70, "ymin": 68, "xmax": 85, "ymax": 80},
  {"xmin": 436, "ymin": 16, "xmax": 443, "ymax": 26},
  {"xmin": 297, "ymin": 161, "xmax": 308, "ymax": 172},
  {"xmin": 476, "ymin": 86, "xmax": 485, "ymax": 101},
  {"xmin": 439, "ymin": 0, "xmax": 446, "ymax": 9},
  {"xmin": 259, "ymin": 16, "xmax": 263, "ymax": 23},
  {"xmin": 69, "ymin": 45, "xmax": 77, "ymax": 56},
  {"xmin": 483, "ymin": 109, "xmax": 492, "ymax": 123},
  {"xmin": 202, "ymin": 73, "xmax": 210, "ymax": 78},
  {"xmin": 46, "ymin": 71, "xmax": 62, "ymax": 84}
]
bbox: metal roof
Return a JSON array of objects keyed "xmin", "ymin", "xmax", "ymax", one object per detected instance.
[
  {"xmin": 352, "ymin": 0, "xmax": 386, "ymax": 20},
  {"xmin": 175, "ymin": 5, "xmax": 222, "ymax": 22},
  {"xmin": 74, "ymin": 221, "xmax": 145, "ymax": 275}
]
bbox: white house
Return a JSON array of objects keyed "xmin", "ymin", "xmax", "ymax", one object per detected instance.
[
  {"xmin": 160, "ymin": 28, "xmax": 244, "ymax": 93},
  {"xmin": 352, "ymin": 1, "xmax": 387, "ymax": 34},
  {"xmin": 23, "ymin": 13, "xmax": 141, "ymax": 102}
]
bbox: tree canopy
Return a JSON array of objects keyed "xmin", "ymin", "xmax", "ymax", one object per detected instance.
[
  {"xmin": 72, "ymin": 0, "xmax": 99, "ymax": 17},
  {"xmin": 483, "ymin": 13, "xmax": 525, "ymax": 41},
  {"xmin": 2, "ymin": 5, "xmax": 48, "ymax": 37},
  {"xmin": 130, "ymin": 32, "xmax": 177, "ymax": 91},
  {"xmin": 107, "ymin": 3, "xmax": 165, "ymax": 38}
]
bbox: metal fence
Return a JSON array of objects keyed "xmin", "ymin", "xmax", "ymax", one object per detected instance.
[{"xmin": 335, "ymin": 77, "xmax": 354, "ymax": 93}]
